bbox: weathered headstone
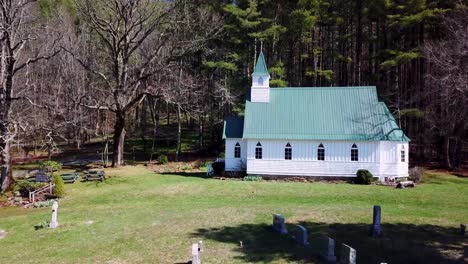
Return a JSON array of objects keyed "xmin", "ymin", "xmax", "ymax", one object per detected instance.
[
  {"xmin": 272, "ymin": 214, "xmax": 288, "ymax": 235},
  {"xmin": 293, "ymin": 225, "xmax": 309, "ymax": 246},
  {"xmin": 319, "ymin": 236, "xmax": 336, "ymax": 263},
  {"xmin": 192, "ymin": 243, "xmax": 201, "ymax": 264},
  {"xmin": 198, "ymin": 240, "xmax": 204, "ymax": 252},
  {"xmin": 370, "ymin": 205, "xmax": 382, "ymax": 236},
  {"xmin": 49, "ymin": 201, "xmax": 59, "ymax": 228},
  {"xmin": 339, "ymin": 243, "xmax": 356, "ymax": 264},
  {"xmin": 461, "ymin": 224, "xmax": 466, "ymax": 237},
  {"xmin": 0, "ymin": 229, "xmax": 7, "ymax": 239}
]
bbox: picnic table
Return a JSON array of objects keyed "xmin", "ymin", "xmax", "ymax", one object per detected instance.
[
  {"xmin": 60, "ymin": 172, "xmax": 80, "ymax": 183},
  {"xmin": 84, "ymin": 170, "xmax": 105, "ymax": 181}
]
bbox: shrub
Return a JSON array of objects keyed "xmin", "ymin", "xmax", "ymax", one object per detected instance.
[
  {"xmin": 39, "ymin": 160, "xmax": 62, "ymax": 172},
  {"xmin": 34, "ymin": 199, "xmax": 59, "ymax": 208},
  {"xmin": 52, "ymin": 174, "xmax": 65, "ymax": 198},
  {"xmin": 243, "ymin": 176, "xmax": 262, "ymax": 181},
  {"xmin": 182, "ymin": 165, "xmax": 192, "ymax": 171},
  {"xmin": 355, "ymin": 169, "xmax": 374, "ymax": 184},
  {"xmin": 211, "ymin": 161, "xmax": 225, "ymax": 175},
  {"xmin": 158, "ymin": 155, "xmax": 169, "ymax": 164},
  {"xmin": 409, "ymin": 166, "xmax": 425, "ymax": 183},
  {"xmin": 13, "ymin": 180, "xmax": 45, "ymax": 197}
]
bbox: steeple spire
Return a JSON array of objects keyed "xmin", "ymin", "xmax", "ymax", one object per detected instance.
[
  {"xmin": 253, "ymin": 51, "xmax": 269, "ymax": 76},
  {"xmin": 251, "ymin": 51, "xmax": 270, "ymax": 103}
]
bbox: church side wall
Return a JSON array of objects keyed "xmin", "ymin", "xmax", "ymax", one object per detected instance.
[
  {"xmin": 225, "ymin": 138, "xmax": 247, "ymax": 171},
  {"xmin": 245, "ymin": 139, "xmax": 408, "ymax": 179}
]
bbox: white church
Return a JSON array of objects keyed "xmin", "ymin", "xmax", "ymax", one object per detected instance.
[{"xmin": 223, "ymin": 52, "xmax": 409, "ymax": 180}]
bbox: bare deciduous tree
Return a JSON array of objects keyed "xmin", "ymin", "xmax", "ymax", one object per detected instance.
[
  {"xmin": 423, "ymin": 6, "xmax": 468, "ymax": 169},
  {"xmin": 0, "ymin": 0, "xmax": 59, "ymax": 192},
  {"xmin": 68, "ymin": 0, "xmax": 220, "ymax": 166}
]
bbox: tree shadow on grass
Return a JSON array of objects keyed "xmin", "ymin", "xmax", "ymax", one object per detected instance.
[
  {"xmin": 192, "ymin": 222, "xmax": 467, "ymax": 264},
  {"xmin": 193, "ymin": 223, "xmax": 316, "ymax": 263},
  {"xmin": 160, "ymin": 172, "xmax": 211, "ymax": 179}
]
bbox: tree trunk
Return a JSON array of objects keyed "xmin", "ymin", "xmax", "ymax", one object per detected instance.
[
  {"xmin": 443, "ymin": 136, "xmax": 453, "ymax": 170},
  {"xmin": 199, "ymin": 114, "xmax": 204, "ymax": 151},
  {"xmin": 175, "ymin": 104, "xmax": 182, "ymax": 162},
  {"xmin": 112, "ymin": 113, "xmax": 126, "ymax": 167},
  {"xmin": 0, "ymin": 139, "xmax": 12, "ymax": 193}
]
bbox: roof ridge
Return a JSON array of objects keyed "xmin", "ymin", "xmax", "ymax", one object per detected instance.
[{"xmin": 271, "ymin": 86, "xmax": 376, "ymax": 90}]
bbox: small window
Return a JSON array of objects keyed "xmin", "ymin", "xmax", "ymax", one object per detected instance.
[
  {"xmin": 317, "ymin": 143, "xmax": 325, "ymax": 161},
  {"xmin": 351, "ymin": 143, "xmax": 358, "ymax": 161},
  {"xmin": 401, "ymin": 146, "xmax": 406, "ymax": 162},
  {"xmin": 285, "ymin": 143, "xmax": 292, "ymax": 160},
  {"xmin": 258, "ymin": 76, "xmax": 264, "ymax": 86},
  {"xmin": 234, "ymin": 142, "xmax": 241, "ymax": 158},
  {"xmin": 255, "ymin": 142, "xmax": 262, "ymax": 159}
]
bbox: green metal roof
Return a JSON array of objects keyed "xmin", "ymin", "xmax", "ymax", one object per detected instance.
[
  {"xmin": 242, "ymin": 86, "xmax": 409, "ymax": 141},
  {"xmin": 223, "ymin": 116, "xmax": 244, "ymax": 139},
  {"xmin": 252, "ymin": 51, "xmax": 269, "ymax": 76}
]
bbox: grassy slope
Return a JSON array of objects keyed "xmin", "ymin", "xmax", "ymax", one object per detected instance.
[{"xmin": 0, "ymin": 167, "xmax": 466, "ymax": 263}]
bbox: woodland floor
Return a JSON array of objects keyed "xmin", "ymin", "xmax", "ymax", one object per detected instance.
[{"xmin": 0, "ymin": 166, "xmax": 467, "ymax": 263}]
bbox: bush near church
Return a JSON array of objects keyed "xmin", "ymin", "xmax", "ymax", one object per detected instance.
[
  {"xmin": 355, "ymin": 169, "xmax": 374, "ymax": 185},
  {"xmin": 52, "ymin": 174, "xmax": 65, "ymax": 198}
]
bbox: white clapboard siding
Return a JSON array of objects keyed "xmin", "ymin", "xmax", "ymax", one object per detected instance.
[
  {"xmin": 238, "ymin": 139, "xmax": 408, "ymax": 179},
  {"xmin": 225, "ymin": 138, "xmax": 247, "ymax": 171},
  {"xmin": 251, "ymin": 87, "xmax": 270, "ymax": 103}
]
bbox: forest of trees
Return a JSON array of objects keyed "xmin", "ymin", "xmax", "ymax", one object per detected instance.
[{"xmin": 1, "ymin": 0, "xmax": 467, "ymax": 192}]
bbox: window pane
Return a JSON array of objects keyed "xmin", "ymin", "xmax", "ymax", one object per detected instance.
[
  {"xmin": 285, "ymin": 148, "xmax": 292, "ymax": 160},
  {"xmin": 234, "ymin": 146, "xmax": 241, "ymax": 158},
  {"xmin": 255, "ymin": 147, "xmax": 262, "ymax": 159},
  {"xmin": 318, "ymin": 149, "xmax": 325, "ymax": 161},
  {"xmin": 401, "ymin": 150, "xmax": 405, "ymax": 162},
  {"xmin": 351, "ymin": 149, "xmax": 358, "ymax": 161}
]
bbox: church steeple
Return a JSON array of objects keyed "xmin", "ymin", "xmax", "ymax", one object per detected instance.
[
  {"xmin": 253, "ymin": 51, "xmax": 269, "ymax": 76},
  {"xmin": 251, "ymin": 51, "xmax": 270, "ymax": 103}
]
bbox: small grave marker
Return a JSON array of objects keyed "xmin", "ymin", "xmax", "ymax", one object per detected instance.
[
  {"xmin": 0, "ymin": 229, "xmax": 7, "ymax": 239},
  {"xmin": 293, "ymin": 225, "xmax": 309, "ymax": 246},
  {"xmin": 49, "ymin": 201, "xmax": 59, "ymax": 228},
  {"xmin": 339, "ymin": 243, "xmax": 356, "ymax": 264},
  {"xmin": 272, "ymin": 214, "xmax": 288, "ymax": 235},
  {"xmin": 198, "ymin": 240, "xmax": 204, "ymax": 252},
  {"xmin": 192, "ymin": 243, "xmax": 201, "ymax": 264},
  {"xmin": 319, "ymin": 236, "xmax": 336, "ymax": 263},
  {"xmin": 370, "ymin": 205, "xmax": 382, "ymax": 236}
]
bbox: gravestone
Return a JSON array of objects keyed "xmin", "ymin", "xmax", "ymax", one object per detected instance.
[
  {"xmin": 319, "ymin": 236, "xmax": 336, "ymax": 263},
  {"xmin": 192, "ymin": 243, "xmax": 201, "ymax": 264},
  {"xmin": 272, "ymin": 214, "xmax": 288, "ymax": 235},
  {"xmin": 339, "ymin": 243, "xmax": 356, "ymax": 264},
  {"xmin": 35, "ymin": 171, "xmax": 49, "ymax": 182},
  {"xmin": 370, "ymin": 205, "xmax": 382, "ymax": 236},
  {"xmin": 0, "ymin": 229, "xmax": 7, "ymax": 239},
  {"xmin": 49, "ymin": 201, "xmax": 59, "ymax": 228},
  {"xmin": 198, "ymin": 240, "xmax": 204, "ymax": 252},
  {"xmin": 293, "ymin": 225, "xmax": 309, "ymax": 246},
  {"xmin": 461, "ymin": 224, "xmax": 466, "ymax": 237}
]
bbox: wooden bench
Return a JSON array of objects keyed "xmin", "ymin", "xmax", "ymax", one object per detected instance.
[
  {"xmin": 84, "ymin": 170, "xmax": 105, "ymax": 181},
  {"xmin": 60, "ymin": 172, "xmax": 80, "ymax": 183}
]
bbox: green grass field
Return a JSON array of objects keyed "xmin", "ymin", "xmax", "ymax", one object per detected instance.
[{"xmin": 0, "ymin": 166, "xmax": 467, "ymax": 263}]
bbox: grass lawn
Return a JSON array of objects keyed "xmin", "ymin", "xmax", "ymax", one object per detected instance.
[{"xmin": 0, "ymin": 166, "xmax": 467, "ymax": 263}]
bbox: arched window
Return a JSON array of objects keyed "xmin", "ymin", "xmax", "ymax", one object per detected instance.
[
  {"xmin": 317, "ymin": 143, "xmax": 325, "ymax": 161},
  {"xmin": 234, "ymin": 142, "xmax": 241, "ymax": 158},
  {"xmin": 258, "ymin": 77, "xmax": 264, "ymax": 86},
  {"xmin": 401, "ymin": 145, "xmax": 406, "ymax": 162},
  {"xmin": 285, "ymin": 143, "xmax": 292, "ymax": 160},
  {"xmin": 255, "ymin": 142, "xmax": 262, "ymax": 159},
  {"xmin": 351, "ymin": 143, "xmax": 358, "ymax": 161}
]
